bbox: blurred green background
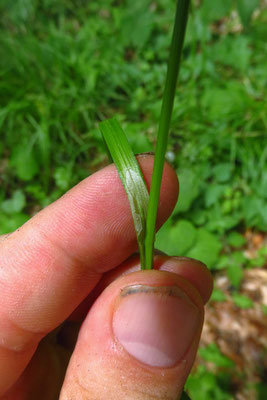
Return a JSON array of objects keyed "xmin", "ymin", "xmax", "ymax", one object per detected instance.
[{"xmin": 0, "ymin": 0, "xmax": 266, "ymax": 399}]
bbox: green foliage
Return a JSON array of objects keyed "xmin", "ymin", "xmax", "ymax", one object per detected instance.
[
  {"xmin": 227, "ymin": 263, "xmax": 243, "ymax": 288},
  {"xmin": 200, "ymin": 0, "xmax": 232, "ymax": 22},
  {"xmin": 225, "ymin": 251, "xmax": 247, "ymax": 288},
  {"xmin": 0, "ymin": 213, "xmax": 29, "ymax": 235},
  {"xmin": 155, "ymin": 221, "xmax": 222, "ymax": 268},
  {"xmin": 199, "ymin": 344, "xmax": 235, "ymax": 368},
  {"xmin": 250, "ymin": 245, "xmax": 267, "ymax": 268},
  {"xmin": 1, "ymin": 190, "xmax": 26, "ymax": 214},
  {"xmin": 212, "ymin": 164, "xmax": 232, "ymax": 184},
  {"xmin": 186, "ymin": 365, "xmax": 233, "ymax": 400},
  {"xmin": 256, "ymin": 383, "xmax": 267, "ymax": 400},
  {"xmin": 0, "ymin": 189, "xmax": 28, "ymax": 234},
  {"xmin": 181, "ymin": 391, "xmax": 192, "ymax": 400},
  {"xmin": 210, "ymin": 288, "xmax": 227, "ymax": 303},
  {"xmin": 1, "ymin": 3, "xmax": 266, "ymax": 240},
  {"xmin": 237, "ymin": 0, "xmax": 260, "ymax": 26},
  {"xmin": 118, "ymin": 0, "xmax": 155, "ymax": 50},
  {"xmin": 10, "ymin": 143, "xmax": 39, "ymax": 181},
  {"xmin": 232, "ymin": 293, "xmax": 254, "ymax": 309},
  {"xmin": 174, "ymin": 169, "xmax": 200, "ymax": 213},
  {"xmin": 186, "ymin": 228, "xmax": 222, "ymax": 268},
  {"xmin": 53, "ymin": 166, "xmax": 73, "ymax": 191},
  {"xmin": 155, "ymin": 219, "xmax": 197, "ymax": 255},
  {"xmin": 226, "ymin": 232, "xmax": 246, "ymax": 248},
  {"xmin": 0, "ymin": 0, "xmax": 266, "ymax": 397}
]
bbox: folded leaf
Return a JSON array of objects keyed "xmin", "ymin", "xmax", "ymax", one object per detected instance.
[{"xmin": 100, "ymin": 117, "xmax": 149, "ymax": 269}]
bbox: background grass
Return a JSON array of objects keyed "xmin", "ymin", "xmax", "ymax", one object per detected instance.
[{"xmin": 0, "ymin": 0, "xmax": 267, "ymax": 398}]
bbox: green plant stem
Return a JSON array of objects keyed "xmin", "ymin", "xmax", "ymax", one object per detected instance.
[{"xmin": 144, "ymin": 0, "xmax": 190, "ymax": 269}]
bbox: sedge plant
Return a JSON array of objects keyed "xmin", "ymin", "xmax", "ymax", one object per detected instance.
[
  {"xmin": 100, "ymin": 0, "xmax": 190, "ymax": 270},
  {"xmin": 100, "ymin": 3, "xmax": 191, "ymax": 397}
]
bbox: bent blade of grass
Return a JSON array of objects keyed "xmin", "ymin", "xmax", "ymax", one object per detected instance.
[
  {"xmin": 99, "ymin": 117, "xmax": 149, "ymax": 270},
  {"xmin": 145, "ymin": 0, "xmax": 190, "ymax": 269}
]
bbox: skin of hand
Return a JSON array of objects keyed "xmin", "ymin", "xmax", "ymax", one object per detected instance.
[{"xmin": 0, "ymin": 155, "xmax": 213, "ymax": 400}]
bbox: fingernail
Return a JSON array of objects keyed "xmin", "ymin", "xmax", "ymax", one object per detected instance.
[{"xmin": 112, "ymin": 285, "xmax": 200, "ymax": 368}]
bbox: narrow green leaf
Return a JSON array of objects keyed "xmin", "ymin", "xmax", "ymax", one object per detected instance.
[
  {"xmin": 99, "ymin": 117, "xmax": 149, "ymax": 269},
  {"xmin": 145, "ymin": 0, "xmax": 190, "ymax": 269},
  {"xmin": 100, "ymin": 1, "xmax": 190, "ymax": 270}
]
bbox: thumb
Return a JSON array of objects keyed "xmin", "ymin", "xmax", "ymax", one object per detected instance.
[{"xmin": 60, "ymin": 265, "xmax": 208, "ymax": 400}]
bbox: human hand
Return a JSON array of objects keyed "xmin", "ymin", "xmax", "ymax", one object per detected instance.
[{"xmin": 0, "ymin": 155, "xmax": 212, "ymax": 399}]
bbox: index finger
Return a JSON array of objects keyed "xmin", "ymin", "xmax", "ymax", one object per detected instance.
[{"xmin": 0, "ymin": 155, "xmax": 178, "ymax": 395}]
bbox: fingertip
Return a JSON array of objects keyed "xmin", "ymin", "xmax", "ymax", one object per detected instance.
[
  {"xmin": 69, "ymin": 254, "xmax": 213, "ymax": 322},
  {"xmin": 156, "ymin": 256, "xmax": 213, "ymax": 305},
  {"xmin": 60, "ymin": 269, "xmax": 203, "ymax": 400}
]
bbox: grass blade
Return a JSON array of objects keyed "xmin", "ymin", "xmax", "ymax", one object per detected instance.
[
  {"xmin": 100, "ymin": 117, "xmax": 149, "ymax": 269},
  {"xmin": 144, "ymin": 0, "xmax": 190, "ymax": 269}
]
